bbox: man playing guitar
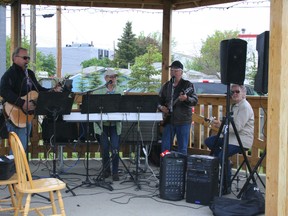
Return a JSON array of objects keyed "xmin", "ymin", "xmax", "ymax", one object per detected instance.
[
  {"xmin": 158, "ymin": 60, "xmax": 198, "ymax": 155},
  {"xmin": 0, "ymin": 47, "xmax": 62, "ymax": 152}
]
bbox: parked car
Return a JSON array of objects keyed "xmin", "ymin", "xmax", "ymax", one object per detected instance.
[{"xmin": 192, "ymin": 81, "xmax": 259, "ymax": 96}]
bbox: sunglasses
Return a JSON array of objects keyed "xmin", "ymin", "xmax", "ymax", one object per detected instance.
[
  {"xmin": 231, "ymin": 90, "xmax": 240, "ymax": 94},
  {"xmin": 108, "ymin": 75, "xmax": 117, "ymax": 79},
  {"xmin": 17, "ymin": 56, "xmax": 30, "ymax": 60}
]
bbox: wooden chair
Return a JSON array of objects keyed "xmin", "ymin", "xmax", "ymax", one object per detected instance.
[
  {"xmin": 0, "ymin": 173, "xmax": 17, "ymax": 212},
  {"xmin": 9, "ymin": 132, "xmax": 66, "ymax": 216}
]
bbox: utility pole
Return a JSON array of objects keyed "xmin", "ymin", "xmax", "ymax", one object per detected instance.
[
  {"xmin": 30, "ymin": 5, "xmax": 36, "ymax": 72},
  {"xmin": 56, "ymin": 6, "xmax": 62, "ymax": 78}
]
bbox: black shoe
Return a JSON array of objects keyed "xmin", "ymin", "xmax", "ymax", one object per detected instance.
[
  {"xmin": 112, "ymin": 173, "xmax": 120, "ymax": 181},
  {"xmin": 102, "ymin": 171, "xmax": 111, "ymax": 178},
  {"xmin": 222, "ymin": 186, "xmax": 231, "ymax": 195}
]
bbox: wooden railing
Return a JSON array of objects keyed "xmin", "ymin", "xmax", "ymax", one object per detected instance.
[{"xmin": 0, "ymin": 94, "xmax": 267, "ymax": 172}]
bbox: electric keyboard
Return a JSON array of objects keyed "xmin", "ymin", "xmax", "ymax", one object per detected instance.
[{"xmin": 63, "ymin": 112, "xmax": 162, "ymax": 122}]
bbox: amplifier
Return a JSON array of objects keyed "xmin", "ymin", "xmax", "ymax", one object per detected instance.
[
  {"xmin": 159, "ymin": 152, "xmax": 187, "ymax": 201},
  {"xmin": 0, "ymin": 156, "xmax": 15, "ymax": 180},
  {"xmin": 186, "ymin": 155, "xmax": 219, "ymax": 205}
]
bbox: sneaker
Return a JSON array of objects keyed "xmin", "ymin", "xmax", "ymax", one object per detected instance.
[{"xmin": 112, "ymin": 173, "xmax": 120, "ymax": 181}]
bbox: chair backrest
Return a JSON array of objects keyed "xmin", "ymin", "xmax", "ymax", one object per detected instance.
[{"xmin": 9, "ymin": 132, "xmax": 34, "ymax": 189}]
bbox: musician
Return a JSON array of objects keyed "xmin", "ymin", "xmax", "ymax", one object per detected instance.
[
  {"xmin": 93, "ymin": 69, "xmax": 123, "ymax": 181},
  {"xmin": 158, "ymin": 60, "xmax": 198, "ymax": 155},
  {"xmin": 0, "ymin": 47, "xmax": 62, "ymax": 152},
  {"xmin": 204, "ymin": 84, "xmax": 254, "ymax": 193}
]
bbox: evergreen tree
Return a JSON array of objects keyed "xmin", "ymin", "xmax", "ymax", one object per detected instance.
[
  {"xmin": 128, "ymin": 45, "xmax": 162, "ymax": 92},
  {"xmin": 114, "ymin": 21, "xmax": 137, "ymax": 69}
]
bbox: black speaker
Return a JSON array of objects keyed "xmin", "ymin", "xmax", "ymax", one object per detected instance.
[
  {"xmin": 159, "ymin": 152, "xmax": 187, "ymax": 201},
  {"xmin": 220, "ymin": 39, "xmax": 247, "ymax": 85},
  {"xmin": 254, "ymin": 31, "xmax": 269, "ymax": 94},
  {"xmin": 186, "ymin": 155, "xmax": 219, "ymax": 205}
]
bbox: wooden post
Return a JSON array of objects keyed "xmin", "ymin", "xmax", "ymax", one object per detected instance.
[
  {"xmin": 161, "ymin": 2, "xmax": 172, "ymax": 84},
  {"xmin": 56, "ymin": 6, "xmax": 62, "ymax": 78},
  {"xmin": 266, "ymin": 0, "xmax": 288, "ymax": 215},
  {"xmin": 10, "ymin": 1, "xmax": 21, "ymax": 55}
]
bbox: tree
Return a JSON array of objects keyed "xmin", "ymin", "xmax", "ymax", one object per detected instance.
[
  {"xmin": 136, "ymin": 32, "xmax": 162, "ymax": 56},
  {"xmin": 6, "ymin": 36, "xmax": 57, "ymax": 77},
  {"xmin": 189, "ymin": 30, "xmax": 239, "ymax": 76},
  {"xmin": 76, "ymin": 70, "xmax": 89, "ymax": 92},
  {"xmin": 81, "ymin": 57, "xmax": 114, "ymax": 68},
  {"xmin": 113, "ymin": 21, "xmax": 137, "ymax": 69},
  {"xmin": 86, "ymin": 71, "xmax": 102, "ymax": 91},
  {"xmin": 128, "ymin": 45, "xmax": 162, "ymax": 92},
  {"xmin": 35, "ymin": 52, "xmax": 56, "ymax": 76}
]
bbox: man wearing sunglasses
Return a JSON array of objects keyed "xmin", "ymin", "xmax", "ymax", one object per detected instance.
[
  {"xmin": 204, "ymin": 84, "xmax": 254, "ymax": 194},
  {"xmin": 0, "ymin": 47, "xmax": 61, "ymax": 152}
]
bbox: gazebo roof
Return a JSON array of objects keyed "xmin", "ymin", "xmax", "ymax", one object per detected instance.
[{"xmin": 0, "ymin": 0, "xmax": 243, "ymax": 10}]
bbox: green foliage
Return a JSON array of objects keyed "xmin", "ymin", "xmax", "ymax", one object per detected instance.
[
  {"xmin": 128, "ymin": 45, "xmax": 162, "ymax": 92},
  {"xmin": 189, "ymin": 30, "xmax": 239, "ymax": 75},
  {"xmin": 81, "ymin": 57, "xmax": 114, "ymax": 68},
  {"xmin": 6, "ymin": 36, "xmax": 30, "ymax": 69},
  {"xmin": 85, "ymin": 71, "xmax": 102, "ymax": 90},
  {"xmin": 246, "ymin": 51, "xmax": 257, "ymax": 85},
  {"xmin": 113, "ymin": 21, "xmax": 137, "ymax": 69},
  {"xmin": 136, "ymin": 32, "xmax": 162, "ymax": 56},
  {"xmin": 6, "ymin": 36, "xmax": 56, "ymax": 77},
  {"xmin": 76, "ymin": 70, "xmax": 89, "ymax": 92},
  {"xmin": 36, "ymin": 52, "xmax": 56, "ymax": 76}
]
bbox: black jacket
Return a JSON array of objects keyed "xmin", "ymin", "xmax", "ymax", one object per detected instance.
[
  {"xmin": 0, "ymin": 63, "xmax": 50, "ymax": 108},
  {"xmin": 158, "ymin": 78, "xmax": 198, "ymax": 125}
]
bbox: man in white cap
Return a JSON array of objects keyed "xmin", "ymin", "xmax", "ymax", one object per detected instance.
[
  {"xmin": 93, "ymin": 69, "xmax": 123, "ymax": 181},
  {"xmin": 158, "ymin": 60, "xmax": 198, "ymax": 155}
]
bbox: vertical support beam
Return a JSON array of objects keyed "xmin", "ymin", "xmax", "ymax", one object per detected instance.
[
  {"xmin": 30, "ymin": 5, "xmax": 36, "ymax": 72},
  {"xmin": 0, "ymin": 5, "xmax": 6, "ymax": 77},
  {"xmin": 56, "ymin": 6, "xmax": 62, "ymax": 78},
  {"xmin": 161, "ymin": 1, "xmax": 172, "ymax": 84},
  {"xmin": 266, "ymin": 0, "xmax": 288, "ymax": 215},
  {"xmin": 10, "ymin": 0, "xmax": 21, "ymax": 54}
]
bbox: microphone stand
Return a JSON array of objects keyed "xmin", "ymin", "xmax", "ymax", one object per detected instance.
[
  {"xmin": 25, "ymin": 66, "xmax": 50, "ymax": 201},
  {"xmin": 169, "ymin": 77, "xmax": 175, "ymax": 150},
  {"xmin": 25, "ymin": 66, "xmax": 30, "ymax": 161},
  {"xmin": 68, "ymin": 82, "xmax": 113, "ymax": 193}
]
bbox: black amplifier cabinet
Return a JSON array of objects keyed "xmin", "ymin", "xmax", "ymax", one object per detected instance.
[
  {"xmin": 159, "ymin": 152, "xmax": 187, "ymax": 201},
  {"xmin": 186, "ymin": 155, "xmax": 219, "ymax": 205}
]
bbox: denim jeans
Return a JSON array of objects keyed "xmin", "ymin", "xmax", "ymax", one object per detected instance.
[
  {"xmin": 6, "ymin": 121, "xmax": 32, "ymax": 154},
  {"xmin": 205, "ymin": 136, "xmax": 241, "ymax": 183},
  {"xmin": 99, "ymin": 125, "xmax": 120, "ymax": 175},
  {"xmin": 161, "ymin": 123, "xmax": 191, "ymax": 155}
]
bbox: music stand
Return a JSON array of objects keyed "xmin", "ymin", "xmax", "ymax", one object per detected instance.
[
  {"xmin": 119, "ymin": 95, "xmax": 159, "ymax": 189},
  {"xmin": 35, "ymin": 91, "xmax": 76, "ymax": 196},
  {"xmin": 72, "ymin": 94, "xmax": 121, "ymax": 192}
]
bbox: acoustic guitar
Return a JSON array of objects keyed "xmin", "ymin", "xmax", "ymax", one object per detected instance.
[{"xmin": 3, "ymin": 90, "xmax": 39, "ymax": 128}]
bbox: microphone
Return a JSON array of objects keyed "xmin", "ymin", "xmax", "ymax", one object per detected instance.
[
  {"xmin": 105, "ymin": 80, "xmax": 112, "ymax": 87},
  {"xmin": 24, "ymin": 64, "xmax": 28, "ymax": 77},
  {"xmin": 170, "ymin": 76, "xmax": 175, "ymax": 83}
]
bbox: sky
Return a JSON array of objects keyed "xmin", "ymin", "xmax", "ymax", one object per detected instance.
[{"xmin": 5, "ymin": 0, "xmax": 270, "ymax": 56}]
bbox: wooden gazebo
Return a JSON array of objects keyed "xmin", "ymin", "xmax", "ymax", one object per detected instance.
[{"xmin": 0, "ymin": 0, "xmax": 287, "ymax": 215}]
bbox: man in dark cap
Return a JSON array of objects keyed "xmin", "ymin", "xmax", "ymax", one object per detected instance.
[{"xmin": 158, "ymin": 60, "xmax": 198, "ymax": 154}]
